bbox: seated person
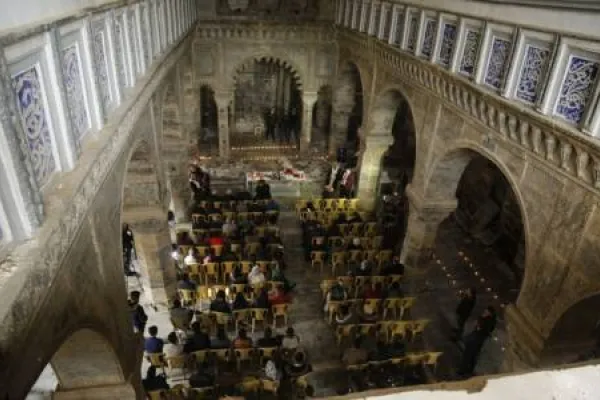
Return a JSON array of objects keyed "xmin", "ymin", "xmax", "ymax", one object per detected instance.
[
  {"xmin": 363, "ymin": 282, "xmax": 383, "ymax": 299},
  {"xmin": 184, "ymin": 249, "xmax": 198, "ymax": 266},
  {"xmin": 347, "ymin": 212, "xmax": 362, "ymax": 224},
  {"xmin": 170, "ymin": 299, "xmax": 193, "ymax": 331},
  {"xmin": 384, "ymin": 281, "xmax": 403, "ymax": 298},
  {"xmin": 164, "ymin": 332, "xmax": 184, "ymax": 358},
  {"xmin": 255, "ymin": 179, "xmax": 272, "ymax": 200},
  {"xmin": 254, "ymin": 288, "xmax": 271, "ymax": 309},
  {"xmin": 347, "ymin": 237, "xmax": 362, "ymax": 251},
  {"xmin": 249, "ymin": 265, "xmax": 266, "ymax": 286},
  {"xmin": 210, "ymin": 290, "xmax": 231, "ymax": 314},
  {"xmin": 282, "ymin": 327, "xmax": 300, "ymax": 351},
  {"xmin": 356, "ymin": 259, "xmax": 373, "ymax": 277},
  {"xmin": 221, "ymin": 249, "xmax": 238, "ymax": 262},
  {"xmin": 211, "ymin": 325, "xmax": 232, "ymax": 349},
  {"xmin": 264, "ymin": 356, "xmax": 283, "ymax": 383},
  {"xmin": 184, "ymin": 322, "xmax": 211, "ymax": 353},
  {"xmin": 324, "ymin": 279, "xmax": 348, "ymax": 312},
  {"xmin": 265, "ymin": 198, "xmax": 280, "ymax": 212},
  {"xmin": 177, "ymin": 231, "xmax": 195, "ymax": 246},
  {"xmin": 142, "ymin": 366, "xmax": 169, "ymax": 392},
  {"xmin": 188, "ymin": 363, "xmax": 215, "ymax": 388},
  {"xmin": 335, "ymin": 304, "xmax": 358, "ymax": 325},
  {"xmin": 388, "ymin": 334, "xmax": 407, "ymax": 358},
  {"xmin": 342, "ymin": 338, "xmax": 369, "ymax": 366},
  {"xmin": 284, "ymin": 349, "xmax": 311, "ymax": 378},
  {"xmin": 269, "ymin": 286, "xmax": 291, "ymax": 306},
  {"xmin": 369, "ymin": 340, "xmax": 393, "ymax": 362},
  {"xmin": 208, "ymin": 232, "xmax": 224, "ymax": 247},
  {"xmin": 232, "ymin": 292, "xmax": 250, "ymax": 310},
  {"xmin": 381, "ymin": 256, "xmax": 405, "ymax": 276},
  {"xmin": 144, "ymin": 326, "xmax": 163, "ymax": 354},
  {"xmin": 257, "ymin": 327, "xmax": 280, "ymax": 348},
  {"xmin": 271, "ymin": 263, "xmax": 295, "ymax": 293},
  {"xmin": 177, "ymin": 273, "xmax": 197, "ymax": 291},
  {"xmin": 230, "ymin": 265, "xmax": 248, "ymax": 285},
  {"xmin": 233, "ymin": 328, "xmax": 253, "ymax": 349},
  {"xmin": 222, "ymin": 219, "xmax": 237, "ymax": 237},
  {"xmin": 358, "ymin": 302, "xmax": 379, "ymax": 323}
]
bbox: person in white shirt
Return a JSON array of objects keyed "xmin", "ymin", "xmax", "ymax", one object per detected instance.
[
  {"xmin": 184, "ymin": 249, "xmax": 197, "ymax": 266},
  {"xmin": 163, "ymin": 332, "xmax": 183, "ymax": 358},
  {"xmin": 282, "ymin": 327, "xmax": 300, "ymax": 350},
  {"xmin": 249, "ymin": 265, "xmax": 266, "ymax": 286}
]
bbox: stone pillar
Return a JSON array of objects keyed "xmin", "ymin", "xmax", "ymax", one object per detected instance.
[
  {"xmin": 300, "ymin": 92, "xmax": 318, "ymax": 152},
  {"xmin": 399, "ymin": 184, "xmax": 457, "ymax": 267},
  {"xmin": 503, "ymin": 304, "xmax": 546, "ymax": 372},
  {"xmin": 329, "ymin": 105, "xmax": 353, "ymax": 155},
  {"xmin": 53, "ymin": 383, "xmax": 136, "ymax": 399},
  {"xmin": 215, "ymin": 91, "xmax": 232, "ymax": 159},
  {"xmin": 128, "ymin": 208, "xmax": 177, "ymax": 307},
  {"xmin": 356, "ymin": 134, "xmax": 393, "ymax": 211},
  {"xmin": 169, "ymin": 173, "xmax": 189, "ymax": 223}
]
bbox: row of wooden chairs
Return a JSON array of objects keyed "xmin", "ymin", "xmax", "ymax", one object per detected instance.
[
  {"xmin": 335, "ymin": 319, "xmax": 431, "ymax": 345},
  {"xmin": 196, "ymin": 199, "xmax": 274, "ymax": 210},
  {"xmin": 178, "ymin": 240, "xmax": 281, "ymax": 261},
  {"xmin": 180, "ymin": 260, "xmax": 278, "ymax": 285},
  {"xmin": 320, "ymin": 275, "xmax": 403, "ymax": 299},
  {"xmin": 178, "ymin": 279, "xmax": 282, "ymax": 304},
  {"xmin": 345, "ymin": 351, "xmax": 443, "ymax": 373},
  {"xmin": 147, "ymin": 346, "xmax": 282, "ymax": 377},
  {"xmin": 191, "ymin": 210, "xmax": 279, "ymax": 224},
  {"xmin": 311, "ymin": 248, "xmax": 393, "ymax": 275},
  {"xmin": 324, "ymin": 297, "xmax": 415, "ymax": 324},
  {"xmin": 296, "ymin": 198, "xmax": 360, "ymax": 213},
  {"xmin": 299, "ymin": 210, "xmax": 371, "ymax": 227},
  {"xmin": 197, "ymin": 306, "xmax": 289, "ymax": 334}
]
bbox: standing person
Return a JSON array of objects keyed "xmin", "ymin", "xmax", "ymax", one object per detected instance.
[
  {"xmin": 129, "ymin": 291, "xmax": 148, "ymax": 334},
  {"xmin": 265, "ymin": 107, "xmax": 277, "ymax": 141},
  {"xmin": 289, "ymin": 107, "xmax": 300, "ymax": 144},
  {"xmin": 339, "ymin": 167, "xmax": 356, "ymax": 199},
  {"xmin": 325, "ymin": 162, "xmax": 344, "ymax": 196},
  {"xmin": 457, "ymin": 306, "xmax": 497, "ymax": 378},
  {"xmin": 454, "ymin": 288, "xmax": 477, "ymax": 339},
  {"xmin": 281, "ymin": 112, "xmax": 291, "ymax": 143},
  {"xmin": 255, "ymin": 179, "xmax": 272, "ymax": 200},
  {"xmin": 122, "ymin": 223, "xmax": 135, "ymax": 276}
]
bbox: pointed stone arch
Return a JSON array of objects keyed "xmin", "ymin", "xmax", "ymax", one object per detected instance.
[
  {"xmin": 330, "ymin": 60, "xmax": 365, "ymax": 154},
  {"xmin": 231, "ymin": 54, "xmax": 304, "ymax": 92}
]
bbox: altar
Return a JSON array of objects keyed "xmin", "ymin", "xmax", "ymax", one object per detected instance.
[{"xmin": 245, "ymin": 168, "xmax": 308, "ymax": 197}]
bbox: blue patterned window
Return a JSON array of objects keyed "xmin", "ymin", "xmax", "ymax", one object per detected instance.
[
  {"xmin": 484, "ymin": 37, "xmax": 512, "ymax": 89},
  {"xmin": 394, "ymin": 13, "xmax": 404, "ymax": 46},
  {"xmin": 420, "ymin": 18, "xmax": 436, "ymax": 58},
  {"xmin": 438, "ymin": 23, "xmax": 457, "ymax": 67},
  {"xmin": 372, "ymin": 4, "xmax": 381, "ymax": 36},
  {"xmin": 555, "ymin": 56, "xmax": 599, "ymax": 123},
  {"xmin": 460, "ymin": 29, "xmax": 480, "ymax": 76},
  {"xmin": 406, "ymin": 14, "xmax": 419, "ymax": 51},
  {"xmin": 516, "ymin": 45, "xmax": 550, "ymax": 104},
  {"xmin": 62, "ymin": 44, "xmax": 90, "ymax": 141},
  {"xmin": 92, "ymin": 21, "xmax": 112, "ymax": 118},
  {"xmin": 12, "ymin": 65, "xmax": 57, "ymax": 186}
]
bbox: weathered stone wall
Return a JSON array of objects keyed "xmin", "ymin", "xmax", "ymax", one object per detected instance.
[{"xmin": 338, "ymin": 30, "xmax": 600, "ymax": 370}]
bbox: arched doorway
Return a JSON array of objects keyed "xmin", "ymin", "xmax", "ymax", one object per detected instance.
[
  {"xmin": 231, "ymin": 57, "xmax": 302, "ymax": 150},
  {"xmin": 199, "ymin": 85, "xmax": 219, "ymax": 154},
  {"xmin": 331, "ymin": 61, "xmax": 363, "ymax": 157},
  {"xmin": 311, "ymin": 85, "xmax": 332, "ymax": 152},
  {"xmin": 541, "ymin": 294, "xmax": 600, "ymax": 365},
  {"xmin": 121, "ymin": 138, "xmax": 175, "ymax": 308},
  {"xmin": 404, "ymin": 148, "xmax": 528, "ymax": 377},
  {"xmin": 356, "ymin": 89, "xmax": 416, "ymax": 212},
  {"xmin": 28, "ymin": 329, "xmax": 136, "ymax": 398}
]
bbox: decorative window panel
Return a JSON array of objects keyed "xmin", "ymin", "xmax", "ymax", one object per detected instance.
[
  {"xmin": 383, "ymin": 8, "xmax": 393, "ymax": 39},
  {"xmin": 61, "ymin": 44, "xmax": 90, "ymax": 141},
  {"xmin": 555, "ymin": 56, "xmax": 599, "ymax": 123},
  {"xmin": 460, "ymin": 29, "xmax": 481, "ymax": 76},
  {"xmin": 438, "ymin": 23, "xmax": 457, "ymax": 67},
  {"xmin": 406, "ymin": 14, "xmax": 419, "ymax": 51},
  {"xmin": 485, "ymin": 37, "xmax": 512, "ymax": 89},
  {"xmin": 91, "ymin": 20, "xmax": 113, "ymax": 118},
  {"xmin": 394, "ymin": 12, "xmax": 404, "ymax": 46},
  {"xmin": 372, "ymin": 4, "xmax": 381, "ymax": 36},
  {"xmin": 420, "ymin": 18, "xmax": 436, "ymax": 57},
  {"xmin": 516, "ymin": 44, "xmax": 550, "ymax": 104},
  {"xmin": 353, "ymin": 1, "xmax": 362, "ymax": 29},
  {"xmin": 361, "ymin": 2, "xmax": 371, "ymax": 32},
  {"xmin": 12, "ymin": 65, "xmax": 57, "ymax": 186},
  {"xmin": 141, "ymin": 5, "xmax": 151, "ymax": 66},
  {"xmin": 114, "ymin": 15, "xmax": 128, "ymax": 87},
  {"xmin": 128, "ymin": 10, "xmax": 139, "ymax": 76}
]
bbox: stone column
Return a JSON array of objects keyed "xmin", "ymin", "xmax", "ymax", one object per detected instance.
[
  {"xmin": 399, "ymin": 184, "xmax": 457, "ymax": 267},
  {"xmin": 356, "ymin": 134, "xmax": 393, "ymax": 211},
  {"xmin": 329, "ymin": 104, "xmax": 353, "ymax": 155},
  {"xmin": 128, "ymin": 208, "xmax": 177, "ymax": 308},
  {"xmin": 300, "ymin": 92, "xmax": 318, "ymax": 153},
  {"xmin": 215, "ymin": 91, "xmax": 232, "ymax": 159},
  {"xmin": 169, "ymin": 173, "xmax": 189, "ymax": 222},
  {"xmin": 503, "ymin": 304, "xmax": 546, "ymax": 372},
  {"xmin": 53, "ymin": 383, "xmax": 136, "ymax": 399}
]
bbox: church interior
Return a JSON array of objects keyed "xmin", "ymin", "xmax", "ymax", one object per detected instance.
[{"xmin": 1, "ymin": 0, "xmax": 600, "ymax": 399}]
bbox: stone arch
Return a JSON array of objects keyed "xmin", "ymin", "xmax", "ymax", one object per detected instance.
[
  {"xmin": 51, "ymin": 328, "xmax": 132, "ymax": 393},
  {"xmin": 330, "ymin": 60, "xmax": 365, "ymax": 154},
  {"xmin": 421, "ymin": 141, "xmax": 531, "ymax": 286},
  {"xmin": 161, "ymin": 79, "xmax": 184, "ymax": 140},
  {"xmin": 230, "ymin": 54, "xmax": 304, "ymax": 92},
  {"xmin": 122, "ymin": 138, "xmax": 163, "ymax": 211},
  {"xmin": 540, "ymin": 292, "xmax": 600, "ymax": 364},
  {"xmin": 311, "ymin": 84, "xmax": 333, "ymax": 150}
]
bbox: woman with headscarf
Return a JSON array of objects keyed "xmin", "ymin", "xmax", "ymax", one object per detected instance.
[{"xmin": 232, "ymin": 292, "xmax": 249, "ymax": 310}]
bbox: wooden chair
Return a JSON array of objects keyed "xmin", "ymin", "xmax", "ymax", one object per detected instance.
[
  {"xmin": 147, "ymin": 389, "xmax": 168, "ymax": 400},
  {"xmin": 336, "ymin": 324, "xmax": 354, "ymax": 346},
  {"xmin": 145, "ymin": 353, "xmax": 167, "ymax": 374},
  {"xmin": 212, "ymin": 348, "xmax": 231, "ymax": 365},
  {"xmin": 191, "ymin": 350, "xmax": 210, "ymax": 365},
  {"xmin": 311, "ymin": 251, "xmax": 327, "ymax": 275},
  {"xmin": 260, "ymin": 379, "xmax": 279, "ymax": 395},
  {"xmin": 251, "ymin": 308, "xmax": 268, "ymax": 334},
  {"xmin": 258, "ymin": 347, "xmax": 278, "ymax": 365},
  {"xmin": 256, "ymin": 260, "xmax": 272, "ymax": 272},
  {"xmin": 389, "ymin": 274, "xmax": 404, "ymax": 286},
  {"xmin": 235, "ymin": 348, "xmax": 255, "ymax": 371},
  {"xmin": 203, "ymin": 262, "xmax": 219, "ymax": 285},
  {"xmin": 378, "ymin": 249, "xmax": 393, "ymax": 266},
  {"xmin": 233, "ymin": 309, "xmax": 251, "ymax": 332},
  {"xmin": 238, "ymin": 377, "xmax": 261, "ymax": 395},
  {"xmin": 230, "ymin": 243, "xmax": 242, "ymax": 255},
  {"xmin": 208, "ymin": 213, "xmax": 222, "ymax": 223},
  {"xmin": 178, "ymin": 245, "xmax": 192, "ymax": 258},
  {"xmin": 237, "ymin": 211, "xmax": 249, "ymax": 222},
  {"xmin": 328, "ymin": 236, "xmax": 345, "ymax": 250},
  {"xmin": 168, "ymin": 385, "xmax": 186, "ymax": 399},
  {"xmin": 320, "ymin": 279, "xmax": 337, "ymax": 298},
  {"xmin": 364, "ymin": 222, "xmax": 378, "ymax": 237},
  {"xmin": 245, "ymin": 243, "xmax": 261, "ymax": 257},
  {"xmin": 409, "ymin": 319, "xmax": 431, "ymax": 341},
  {"xmin": 399, "ymin": 297, "xmax": 416, "ymax": 319},
  {"xmin": 256, "ymin": 226, "xmax": 267, "ymax": 238},
  {"xmin": 383, "ymin": 298, "xmax": 403, "ymax": 320},
  {"xmin": 348, "ymin": 249, "xmax": 363, "ymax": 263},
  {"xmin": 423, "ymin": 351, "xmax": 443, "ymax": 374},
  {"xmin": 363, "ymin": 299, "xmax": 382, "ymax": 316},
  {"xmin": 337, "ymin": 223, "xmax": 351, "ymax": 236},
  {"xmin": 221, "ymin": 261, "xmax": 237, "ymax": 283},
  {"xmin": 196, "ymin": 285, "xmax": 210, "ymax": 301},
  {"xmin": 166, "ymin": 354, "xmax": 188, "ymax": 380},
  {"xmin": 271, "ymin": 303, "xmax": 289, "ymax": 328},
  {"xmin": 326, "ymin": 301, "xmax": 343, "ymax": 324},
  {"xmin": 191, "ymin": 214, "xmax": 206, "ymax": 225},
  {"xmin": 350, "ymin": 222, "xmax": 363, "ymax": 236},
  {"xmin": 189, "ymin": 386, "xmax": 215, "ymax": 399},
  {"xmin": 211, "ymin": 244, "xmax": 223, "ymax": 257},
  {"xmin": 371, "ymin": 235, "xmax": 384, "ymax": 250},
  {"xmin": 240, "ymin": 261, "xmax": 253, "ymax": 274}
]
